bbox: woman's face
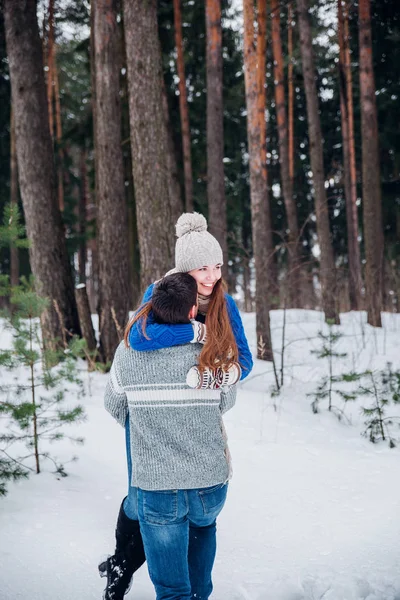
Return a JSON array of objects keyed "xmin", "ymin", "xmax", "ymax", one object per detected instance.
[{"xmin": 188, "ymin": 264, "xmax": 222, "ymax": 296}]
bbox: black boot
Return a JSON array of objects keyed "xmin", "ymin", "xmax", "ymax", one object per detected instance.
[{"xmin": 99, "ymin": 499, "xmax": 146, "ymax": 600}]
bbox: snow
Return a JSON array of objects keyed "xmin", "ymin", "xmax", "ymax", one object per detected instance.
[{"xmin": 1, "ymin": 309, "xmax": 400, "ymax": 600}]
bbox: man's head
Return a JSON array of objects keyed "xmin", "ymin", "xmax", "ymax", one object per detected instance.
[{"xmin": 152, "ymin": 273, "xmax": 198, "ymax": 324}]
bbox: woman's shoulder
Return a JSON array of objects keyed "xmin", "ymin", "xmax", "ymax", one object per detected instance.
[{"xmin": 223, "ymin": 292, "xmax": 238, "ymax": 308}]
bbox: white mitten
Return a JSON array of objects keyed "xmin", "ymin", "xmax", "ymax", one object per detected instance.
[
  {"xmin": 190, "ymin": 320, "xmax": 207, "ymax": 344},
  {"xmin": 186, "ymin": 363, "xmax": 242, "ymax": 390}
]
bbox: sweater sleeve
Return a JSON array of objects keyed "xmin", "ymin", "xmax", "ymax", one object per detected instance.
[
  {"xmin": 219, "ymin": 385, "xmax": 237, "ymax": 415},
  {"xmin": 104, "ymin": 351, "xmax": 128, "ymax": 427},
  {"xmin": 129, "ymin": 282, "xmax": 194, "ymax": 351},
  {"xmin": 225, "ymin": 295, "xmax": 253, "ymax": 380}
]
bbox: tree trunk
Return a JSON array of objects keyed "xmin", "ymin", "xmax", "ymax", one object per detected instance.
[
  {"xmin": 206, "ymin": 0, "xmax": 228, "ymax": 281},
  {"xmin": 288, "ymin": 2, "xmax": 294, "ymax": 184},
  {"xmin": 161, "ymin": 78, "xmax": 184, "ymax": 224},
  {"xmin": 53, "ymin": 43, "xmax": 64, "ymax": 213},
  {"xmin": 78, "ymin": 148, "xmax": 87, "ymax": 284},
  {"xmin": 75, "ymin": 284, "xmax": 97, "ymax": 355},
  {"xmin": 10, "ymin": 107, "xmax": 19, "ymax": 287},
  {"xmin": 338, "ymin": 0, "xmax": 362, "ymax": 311},
  {"xmin": 88, "ymin": 0, "xmax": 99, "ymax": 314},
  {"xmin": 123, "ymin": 0, "xmax": 179, "ymax": 288},
  {"xmin": 296, "ymin": 0, "xmax": 340, "ymax": 324},
  {"xmin": 4, "ymin": 0, "xmax": 81, "ymax": 346},
  {"xmin": 94, "ymin": 0, "xmax": 131, "ymax": 363},
  {"xmin": 358, "ymin": 0, "xmax": 383, "ymax": 327},
  {"xmin": 271, "ymin": 0, "xmax": 301, "ymax": 308},
  {"xmin": 243, "ymin": 0, "xmax": 275, "ymax": 361},
  {"xmin": 173, "ymin": 0, "xmax": 193, "ymax": 212},
  {"xmin": 46, "ymin": 0, "xmax": 54, "ymax": 140}
]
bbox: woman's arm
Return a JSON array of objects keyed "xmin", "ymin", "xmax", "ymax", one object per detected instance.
[
  {"xmin": 225, "ymin": 295, "xmax": 253, "ymax": 380},
  {"xmin": 128, "ymin": 282, "xmax": 198, "ymax": 351}
]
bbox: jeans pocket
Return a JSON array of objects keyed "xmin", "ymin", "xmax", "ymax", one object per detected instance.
[
  {"xmin": 142, "ymin": 490, "xmax": 178, "ymax": 525},
  {"xmin": 198, "ymin": 482, "xmax": 228, "ymax": 516}
]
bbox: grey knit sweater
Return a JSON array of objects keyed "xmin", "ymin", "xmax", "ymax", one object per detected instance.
[{"xmin": 104, "ymin": 341, "xmax": 236, "ymax": 491}]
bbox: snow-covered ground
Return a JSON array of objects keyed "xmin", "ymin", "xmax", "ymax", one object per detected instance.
[{"xmin": 1, "ymin": 310, "xmax": 400, "ymax": 600}]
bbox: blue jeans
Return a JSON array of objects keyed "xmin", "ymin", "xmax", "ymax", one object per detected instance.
[
  {"xmin": 123, "ymin": 418, "xmax": 138, "ymax": 519},
  {"xmin": 137, "ymin": 483, "xmax": 228, "ymax": 600}
]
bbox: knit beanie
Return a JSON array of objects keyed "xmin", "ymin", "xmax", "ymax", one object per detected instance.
[{"xmin": 175, "ymin": 212, "xmax": 224, "ymax": 273}]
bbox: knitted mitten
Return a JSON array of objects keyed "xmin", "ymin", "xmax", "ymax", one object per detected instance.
[
  {"xmin": 190, "ymin": 320, "xmax": 207, "ymax": 344},
  {"xmin": 186, "ymin": 362, "xmax": 242, "ymax": 390}
]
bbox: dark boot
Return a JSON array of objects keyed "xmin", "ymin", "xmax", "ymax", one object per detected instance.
[{"xmin": 99, "ymin": 499, "xmax": 146, "ymax": 600}]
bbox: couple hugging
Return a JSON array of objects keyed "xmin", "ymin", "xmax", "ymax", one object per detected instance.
[{"xmin": 102, "ymin": 212, "xmax": 253, "ymax": 600}]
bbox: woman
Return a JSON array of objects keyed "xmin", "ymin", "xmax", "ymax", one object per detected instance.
[
  {"xmin": 129, "ymin": 212, "xmax": 253, "ymax": 383},
  {"xmin": 100, "ymin": 213, "xmax": 253, "ymax": 599}
]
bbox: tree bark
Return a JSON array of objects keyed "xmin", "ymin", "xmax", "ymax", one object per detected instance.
[
  {"xmin": 10, "ymin": 107, "xmax": 19, "ymax": 287},
  {"xmin": 161, "ymin": 78, "xmax": 184, "ymax": 224},
  {"xmin": 338, "ymin": 0, "xmax": 362, "ymax": 311},
  {"xmin": 243, "ymin": 0, "xmax": 275, "ymax": 361},
  {"xmin": 94, "ymin": 0, "xmax": 131, "ymax": 363},
  {"xmin": 78, "ymin": 148, "xmax": 87, "ymax": 284},
  {"xmin": 75, "ymin": 284, "xmax": 97, "ymax": 355},
  {"xmin": 358, "ymin": 0, "xmax": 383, "ymax": 327},
  {"xmin": 173, "ymin": 0, "xmax": 193, "ymax": 212},
  {"xmin": 4, "ymin": 0, "xmax": 81, "ymax": 345},
  {"xmin": 46, "ymin": 0, "xmax": 54, "ymax": 140},
  {"xmin": 296, "ymin": 0, "xmax": 340, "ymax": 323},
  {"xmin": 288, "ymin": 2, "xmax": 294, "ymax": 183},
  {"xmin": 53, "ymin": 43, "xmax": 64, "ymax": 213},
  {"xmin": 123, "ymin": 0, "xmax": 180, "ymax": 288},
  {"xmin": 206, "ymin": 0, "xmax": 228, "ymax": 280},
  {"xmin": 271, "ymin": 0, "xmax": 301, "ymax": 307}
]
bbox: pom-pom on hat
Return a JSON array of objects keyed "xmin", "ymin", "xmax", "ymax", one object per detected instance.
[{"xmin": 175, "ymin": 212, "xmax": 224, "ymax": 273}]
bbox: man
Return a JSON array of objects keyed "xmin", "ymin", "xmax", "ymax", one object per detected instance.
[{"xmin": 103, "ymin": 273, "xmax": 237, "ymax": 600}]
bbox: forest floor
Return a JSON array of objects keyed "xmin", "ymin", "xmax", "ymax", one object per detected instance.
[{"xmin": 1, "ymin": 309, "xmax": 400, "ymax": 600}]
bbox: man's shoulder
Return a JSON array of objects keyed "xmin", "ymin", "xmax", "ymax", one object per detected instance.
[{"xmin": 115, "ymin": 339, "xmax": 196, "ymax": 360}]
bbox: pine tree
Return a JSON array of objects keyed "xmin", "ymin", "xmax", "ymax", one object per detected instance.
[{"xmin": 0, "ymin": 279, "xmax": 86, "ymax": 485}]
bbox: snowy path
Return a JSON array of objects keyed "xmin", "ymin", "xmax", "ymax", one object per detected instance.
[{"xmin": 1, "ymin": 311, "xmax": 400, "ymax": 600}]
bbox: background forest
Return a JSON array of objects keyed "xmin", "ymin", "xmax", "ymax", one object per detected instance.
[{"xmin": 0, "ymin": 0, "xmax": 399, "ymax": 365}]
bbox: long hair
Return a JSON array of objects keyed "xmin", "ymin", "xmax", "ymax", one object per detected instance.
[
  {"xmin": 198, "ymin": 279, "xmax": 239, "ymax": 372},
  {"xmin": 123, "ymin": 302, "xmax": 152, "ymax": 347}
]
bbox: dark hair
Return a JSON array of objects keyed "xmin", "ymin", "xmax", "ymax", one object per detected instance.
[
  {"xmin": 124, "ymin": 273, "xmax": 197, "ymax": 346},
  {"xmin": 152, "ymin": 273, "xmax": 198, "ymax": 324}
]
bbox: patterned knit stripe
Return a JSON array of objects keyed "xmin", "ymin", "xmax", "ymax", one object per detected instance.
[
  {"xmin": 110, "ymin": 361, "xmax": 125, "ymax": 395},
  {"xmin": 124, "ymin": 382, "xmax": 196, "ymax": 390},
  {"xmin": 126, "ymin": 388, "xmax": 220, "ymax": 403}
]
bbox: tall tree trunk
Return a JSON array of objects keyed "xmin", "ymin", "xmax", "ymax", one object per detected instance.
[
  {"xmin": 243, "ymin": 0, "xmax": 275, "ymax": 361},
  {"xmin": 123, "ymin": 0, "xmax": 180, "ymax": 288},
  {"xmin": 271, "ymin": 0, "xmax": 301, "ymax": 307},
  {"xmin": 10, "ymin": 108, "xmax": 19, "ymax": 287},
  {"xmin": 88, "ymin": 0, "xmax": 99, "ymax": 315},
  {"xmin": 358, "ymin": 0, "xmax": 383, "ymax": 327},
  {"xmin": 161, "ymin": 79, "xmax": 184, "ymax": 222},
  {"xmin": 288, "ymin": 2, "xmax": 294, "ymax": 184},
  {"xmin": 4, "ymin": 0, "xmax": 81, "ymax": 345},
  {"xmin": 78, "ymin": 148, "xmax": 87, "ymax": 284},
  {"xmin": 205, "ymin": 0, "xmax": 228, "ymax": 281},
  {"xmin": 46, "ymin": 0, "xmax": 54, "ymax": 140},
  {"xmin": 296, "ymin": 0, "xmax": 340, "ymax": 324},
  {"xmin": 173, "ymin": 0, "xmax": 193, "ymax": 212},
  {"xmin": 53, "ymin": 45, "xmax": 64, "ymax": 213},
  {"xmin": 94, "ymin": 0, "xmax": 131, "ymax": 363},
  {"xmin": 338, "ymin": 0, "xmax": 362, "ymax": 311}
]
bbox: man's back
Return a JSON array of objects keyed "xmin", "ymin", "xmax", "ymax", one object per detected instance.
[{"xmin": 105, "ymin": 342, "xmax": 236, "ymax": 491}]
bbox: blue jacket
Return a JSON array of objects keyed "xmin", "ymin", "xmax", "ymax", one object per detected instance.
[{"xmin": 128, "ymin": 282, "xmax": 253, "ymax": 380}]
